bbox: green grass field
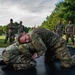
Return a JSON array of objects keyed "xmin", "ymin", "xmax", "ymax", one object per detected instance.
[
  {"xmin": 0, "ymin": 35, "xmax": 75, "ymax": 48},
  {"xmin": 0, "ymin": 35, "xmax": 10, "ymax": 47}
]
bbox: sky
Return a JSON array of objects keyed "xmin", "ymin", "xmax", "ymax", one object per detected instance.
[{"xmin": 0, "ymin": 0, "xmax": 63, "ymax": 27}]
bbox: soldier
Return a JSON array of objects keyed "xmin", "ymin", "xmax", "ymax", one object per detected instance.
[
  {"xmin": 18, "ymin": 28, "xmax": 75, "ymax": 68},
  {"xmin": 65, "ymin": 20, "xmax": 74, "ymax": 45},
  {"xmin": 55, "ymin": 20, "xmax": 64, "ymax": 37},
  {"xmin": 18, "ymin": 21, "xmax": 24, "ymax": 34},
  {"xmin": 4, "ymin": 19, "xmax": 15, "ymax": 44},
  {"xmin": 1, "ymin": 42, "xmax": 37, "ymax": 71}
]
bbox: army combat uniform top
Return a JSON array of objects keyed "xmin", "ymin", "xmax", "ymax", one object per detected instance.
[
  {"xmin": 56, "ymin": 24, "xmax": 64, "ymax": 37},
  {"xmin": 7, "ymin": 23, "xmax": 15, "ymax": 36},
  {"xmin": 18, "ymin": 25, "xmax": 24, "ymax": 34},
  {"xmin": 28, "ymin": 28, "xmax": 75, "ymax": 68}
]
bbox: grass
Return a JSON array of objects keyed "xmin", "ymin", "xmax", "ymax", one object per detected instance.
[
  {"xmin": 0, "ymin": 35, "xmax": 10, "ymax": 48},
  {"xmin": 0, "ymin": 35, "xmax": 75, "ymax": 48},
  {"xmin": 62, "ymin": 35, "xmax": 75, "ymax": 48}
]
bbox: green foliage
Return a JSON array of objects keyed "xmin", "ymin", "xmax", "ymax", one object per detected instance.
[
  {"xmin": 24, "ymin": 27, "xmax": 31, "ymax": 33},
  {"xmin": 2, "ymin": 26, "xmax": 6, "ymax": 34},
  {"xmin": 41, "ymin": 0, "xmax": 75, "ymax": 30},
  {"xmin": 0, "ymin": 26, "xmax": 3, "ymax": 35},
  {"xmin": 0, "ymin": 36, "xmax": 9, "ymax": 47}
]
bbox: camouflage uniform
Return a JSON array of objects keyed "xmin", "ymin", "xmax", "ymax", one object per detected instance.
[
  {"xmin": 28, "ymin": 28, "xmax": 75, "ymax": 68},
  {"xmin": 56, "ymin": 23, "xmax": 64, "ymax": 37},
  {"xmin": 65, "ymin": 23, "xmax": 74, "ymax": 45},
  {"xmin": 4, "ymin": 23, "xmax": 15, "ymax": 44},
  {"xmin": 2, "ymin": 42, "xmax": 36, "ymax": 70},
  {"xmin": 18, "ymin": 24, "xmax": 24, "ymax": 34}
]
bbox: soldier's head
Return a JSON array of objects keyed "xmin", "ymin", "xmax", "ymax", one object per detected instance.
[
  {"xmin": 10, "ymin": 19, "xmax": 13, "ymax": 23},
  {"xmin": 20, "ymin": 21, "xmax": 22, "ymax": 25},
  {"xmin": 18, "ymin": 32, "xmax": 32, "ymax": 44},
  {"xmin": 68, "ymin": 20, "xmax": 72, "ymax": 24}
]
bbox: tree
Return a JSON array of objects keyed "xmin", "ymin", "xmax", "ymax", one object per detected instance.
[{"xmin": 40, "ymin": 0, "xmax": 75, "ymax": 30}]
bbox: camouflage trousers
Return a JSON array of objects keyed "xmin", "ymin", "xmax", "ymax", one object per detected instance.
[
  {"xmin": 45, "ymin": 38, "xmax": 75, "ymax": 68},
  {"xmin": 66, "ymin": 33, "xmax": 74, "ymax": 45},
  {"xmin": 2, "ymin": 51, "xmax": 36, "ymax": 70},
  {"xmin": 56, "ymin": 31, "xmax": 63, "ymax": 37}
]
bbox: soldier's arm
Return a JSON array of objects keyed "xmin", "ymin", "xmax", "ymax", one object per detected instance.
[
  {"xmin": 23, "ymin": 25, "xmax": 25, "ymax": 31},
  {"xmin": 55, "ymin": 25, "xmax": 57, "ymax": 31},
  {"xmin": 73, "ymin": 25, "xmax": 74, "ymax": 34},
  {"xmin": 19, "ymin": 43, "xmax": 36, "ymax": 58},
  {"xmin": 31, "ymin": 33, "xmax": 47, "ymax": 57},
  {"xmin": 62, "ymin": 25, "xmax": 65, "ymax": 34},
  {"xmin": 65, "ymin": 26, "xmax": 67, "ymax": 34}
]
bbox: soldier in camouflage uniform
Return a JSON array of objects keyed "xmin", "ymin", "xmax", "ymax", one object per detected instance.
[
  {"xmin": 4, "ymin": 19, "xmax": 15, "ymax": 44},
  {"xmin": 18, "ymin": 28, "xmax": 75, "ymax": 68},
  {"xmin": 55, "ymin": 20, "xmax": 64, "ymax": 37},
  {"xmin": 18, "ymin": 21, "xmax": 25, "ymax": 34},
  {"xmin": 1, "ymin": 42, "xmax": 36, "ymax": 71},
  {"xmin": 65, "ymin": 20, "xmax": 74, "ymax": 45}
]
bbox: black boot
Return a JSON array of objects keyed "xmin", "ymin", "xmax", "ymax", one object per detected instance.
[
  {"xmin": 0, "ymin": 60, "xmax": 6, "ymax": 65},
  {"xmin": 1, "ymin": 64, "xmax": 14, "ymax": 71}
]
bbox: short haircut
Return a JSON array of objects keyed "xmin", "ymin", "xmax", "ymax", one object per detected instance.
[
  {"xmin": 17, "ymin": 33, "xmax": 24, "ymax": 44},
  {"xmin": 10, "ymin": 19, "xmax": 13, "ymax": 21}
]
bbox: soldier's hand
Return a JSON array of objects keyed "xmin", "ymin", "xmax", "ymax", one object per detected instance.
[{"xmin": 31, "ymin": 53, "xmax": 38, "ymax": 59}]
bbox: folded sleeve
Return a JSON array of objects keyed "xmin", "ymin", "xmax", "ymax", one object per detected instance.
[{"xmin": 31, "ymin": 33, "xmax": 47, "ymax": 57}]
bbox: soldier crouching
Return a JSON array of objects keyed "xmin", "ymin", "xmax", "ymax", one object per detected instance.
[{"xmin": 2, "ymin": 42, "xmax": 37, "ymax": 71}]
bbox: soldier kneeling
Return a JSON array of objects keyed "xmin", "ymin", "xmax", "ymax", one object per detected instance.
[{"xmin": 1, "ymin": 42, "xmax": 37, "ymax": 71}]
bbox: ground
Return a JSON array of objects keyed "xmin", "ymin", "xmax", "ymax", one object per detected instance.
[{"xmin": 0, "ymin": 47, "xmax": 75, "ymax": 75}]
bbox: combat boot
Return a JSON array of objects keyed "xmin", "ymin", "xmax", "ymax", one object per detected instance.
[
  {"xmin": 1, "ymin": 64, "xmax": 14, "ymax": 71},
  {"xmin": 0, "ymin": 60, "xmax": 6, "ymax": 65}
]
